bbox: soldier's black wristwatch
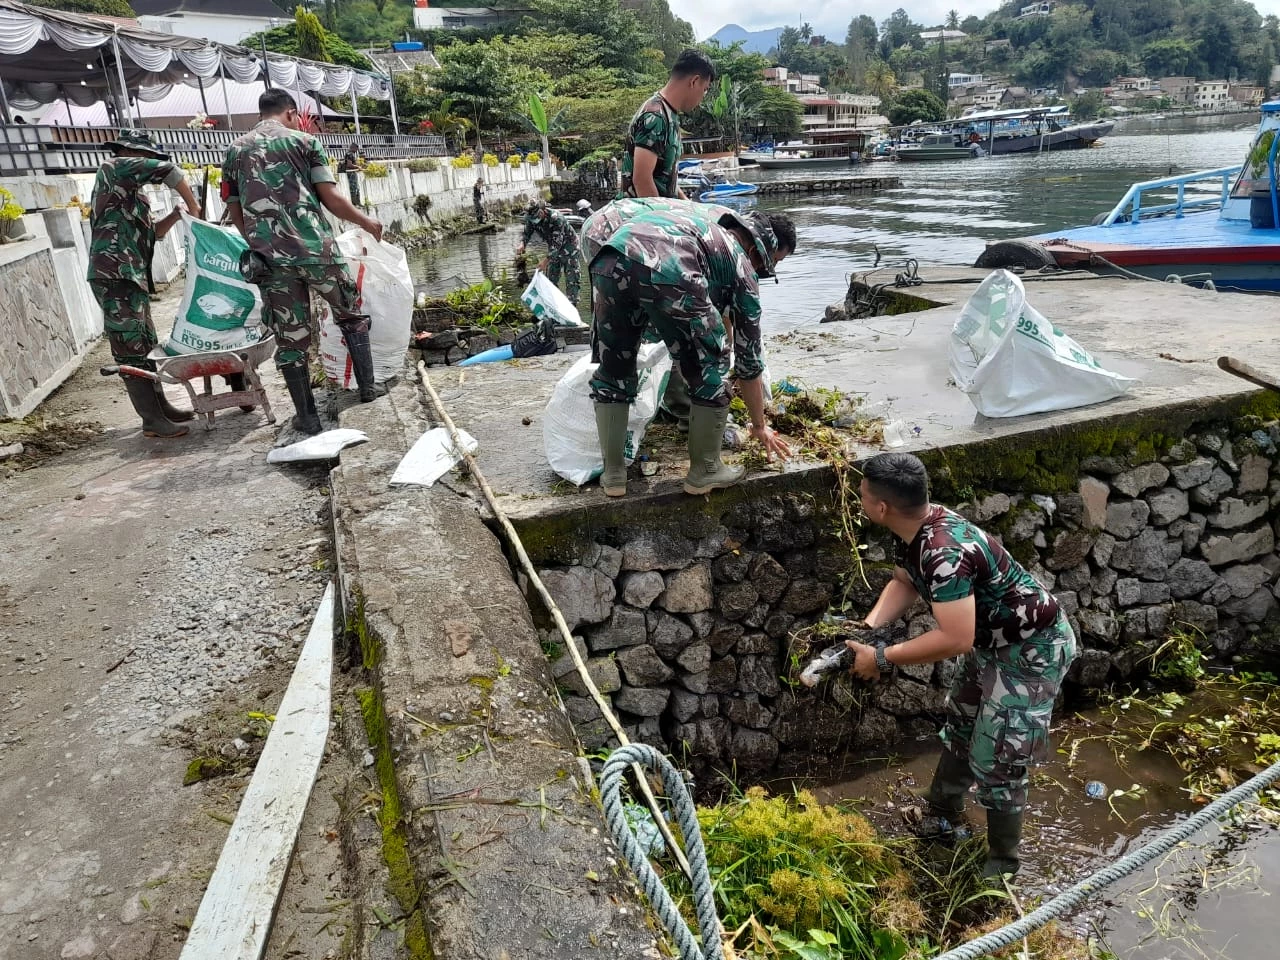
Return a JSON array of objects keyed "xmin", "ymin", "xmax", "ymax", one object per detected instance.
[{"xmin": 874, "ymin": 645, "xmax": 891, "ymax": 676}]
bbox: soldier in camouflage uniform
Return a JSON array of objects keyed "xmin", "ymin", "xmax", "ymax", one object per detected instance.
[
  {"xmin": 88, "ymin": 129, "xmax": 202, "ymax": 438},
  {"xmin": 222, "ymin": 89, "xmax": 384, "ymax": 434},
  {"xmin": 581, "ymin": 197, "xmax": 753, "ymax": 431},
  {"xmin": 516, "ymin": 201, "xmax": 580, "ymax": 302},
  {"xmin": 846, "ymin": 452, "xmax": 1077, "ymax": 879},
  {"xmin": 588, "ymin": 206, "xmax": 795, "ymax": 497},
  {"xmin": 620, "ymin": 49, "xmax": 716, "ymax": 200}
]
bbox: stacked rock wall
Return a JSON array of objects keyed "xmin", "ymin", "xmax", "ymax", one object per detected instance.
[{"xmin": 518, "ymin": 406, "xmax": 1280, "ymax": 777}]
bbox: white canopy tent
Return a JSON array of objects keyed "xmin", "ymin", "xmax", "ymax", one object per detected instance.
[
  {"xmin": 38, "ymin": 78, "xmax": 336, "ymax": 127},
  {"xmin": 0, "ymin": 0, "xmax": 391, "ymax": 131}
]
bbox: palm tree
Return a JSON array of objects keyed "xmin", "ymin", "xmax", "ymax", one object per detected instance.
[
  {"xmin": 425, "ymin": 98, "xmax": 471, "ymax": 151},
  {"xmin": 799, "ymin": 21, "xmax": 812, "ymax": 42},
  {"xmin": 866, "ymin": 60, "xmax": 898, "ymax": 103},
  {"xmin": 946, "ymin": 10, "xmax": 960, "ymax": 31}
]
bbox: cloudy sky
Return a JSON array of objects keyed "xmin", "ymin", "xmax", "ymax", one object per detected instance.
[{"xmin": 674, "ymin": 0, "xmax": 1280, "ymax": 42}]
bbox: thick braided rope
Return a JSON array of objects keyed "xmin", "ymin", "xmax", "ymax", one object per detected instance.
[
  {"xmin": 933, "ymin": 758, "xmax": 1280, "ymax": 960},
  {"xmin": 600, "ymin": 743, "xmax": 724, "ymax": 960}
]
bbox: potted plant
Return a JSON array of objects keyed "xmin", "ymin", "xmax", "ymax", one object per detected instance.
[
  {"xmin": 0, "ymin": 186, "xmax": 25, "ymax": 243},
  {"xmin": 1247, "ymin": 130, "xmax": 1277, "ymax": 228}
]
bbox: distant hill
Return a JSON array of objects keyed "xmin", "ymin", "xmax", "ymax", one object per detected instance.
[{"xmin": 707, "ymin": 23, "xmax": 784, "ymax": 55}]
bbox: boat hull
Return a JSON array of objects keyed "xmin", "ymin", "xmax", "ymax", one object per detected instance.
[
  {"xmin": 698, "ymin": 185, "xmax": 759, "ymax": 200},
  {"xmin": 753, "ymin": 155, "xmax": 856, "ymax": 169},
  {"xmin": 991, "ymin": 212, "xmax": 1280, "ymax": 291},
  {"xmin": 895, "ymin": 148, "xmax": 976, "ymax": 161},
  {"xmin": 989, "ymin": 121, "xmax": 1115, "ymax": 154}
]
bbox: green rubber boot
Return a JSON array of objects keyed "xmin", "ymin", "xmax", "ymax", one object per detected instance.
[
  {"xmin": 982, "ymin": 810, "xmax": 1024, "ymax": 880},
  {"xmin": 594, "ymin": 401, "xmax": 630, "ymax": 497},
  {"xmin": 661, "ymin": 365, "xmax": 692, "ymax": 432},
  {"xmin": 683, "ymin": 405, "xmax": 744, "ymax": 495}
]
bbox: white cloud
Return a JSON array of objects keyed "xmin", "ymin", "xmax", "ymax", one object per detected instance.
[{"xmin": 675, "ymin": 0, "xmax": 1280, "ymax": 45}]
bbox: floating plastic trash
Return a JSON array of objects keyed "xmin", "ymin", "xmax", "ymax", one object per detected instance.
[{"xmin": 1085, "ymin": 780, "xmax": 1107, "ymax": 799}]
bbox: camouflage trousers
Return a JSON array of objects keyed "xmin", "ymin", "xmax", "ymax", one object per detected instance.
[
  {"xmin": 588, "ymin": 249, "xmax": 730, "ymax": 408},
  {"xmin": 938, "ymin": 613, "xmax": 1077, "ymax": 814},
  {"xmin": 257, "ymin": 261, "xmax": 367, "ymax": 367},
  {"xmin": 91, "ymin": 280, "xmax": 157, "ymax": 367},
  {"xmin": 546, "ymin": 249, "xmax": 581, "ymax": 302}
]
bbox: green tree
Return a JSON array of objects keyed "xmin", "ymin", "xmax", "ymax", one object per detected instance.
[
  {"xmin": 865, "ymin": 60, "xmax": 898, "ymax": 102},
  {"xmin": 524, "ymin": 0, "xmax": 659, "ymax": 85},
  {"xmin": 27, "ymin": 0, "xmax": 136, "ymax": 16},
  {"xmin": 881, "ymin": 8, "xmax": 922, "ymax": 58},
  {"xmin": 244, "ymin": 21, "xmax": 372, "ymax": 71},
  {"xmin": 1070, "ymin": 89, "xmax": 1107, "ymax": 121},
  {"xmin": 294, "ymin": 6, "xmax": 331, "ymax": 63},
  {"xmin": 625, "ymin": 0, "xmax": 695, "ymax": 67},
  {"xmin": 886, "ymin": 88, "xmax": 945, "ymax": 126},
  {"xmin": 431, "ymin": 41, "xmax": 544, "ymax": 149},
  {"xmin": 945, "ymin": 10, "xmax": 960, "ymax": 31},
  {"xmin": 752, "ymin": 85, "xmax": 802, "ymax": 139},
  {"xmin": 845, "ymin": 14, "xmax": 879, "ymax": 85}
]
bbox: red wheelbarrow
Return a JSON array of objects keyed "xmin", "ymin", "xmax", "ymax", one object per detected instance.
[{"xmin": 101, "ymin": 336, "xmax": 278, "ymax": 430}]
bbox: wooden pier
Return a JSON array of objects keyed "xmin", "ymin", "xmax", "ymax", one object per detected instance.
[{"xmin": 750, "ymin": 174, "xmax": 900, "ymax": 195}]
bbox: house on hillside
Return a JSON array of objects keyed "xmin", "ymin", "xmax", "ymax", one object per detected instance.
[
  {"xmin": 1157, "ymin": 76, "xmax": 1197, "ymax": 105},
  {"xmin": 1018, "ymin": 2, "xmax": 1054, "ymax": 18},
  {"xmin": 134, "ymin": 0, "xmax": 289, "ymax": 45},
  {"xmin": 1230, "ymin": 83, "xmax": 1264, "ymax": 105},
  {"xmin": 948, "ymin": 72, "xmax": 985, "ymax": 88},
  {"xmin": 1194, "ymin": 80, "xmax": 1230, "ymax": 108},
  {"xmin": 1113, "ymin": 77, "xmax": 1153, "ymax": 92},
  {"xmin": 1001, "ymin": 86, "xmax": 1031, "ymax": 107},
  {"xmin": 919, "ymin": 29, "xmax": 967, "ymax": 47},
  {"xmin": 985, "ymin": 38, "xmax": 1011, "ymax": 54},
  {"xmin": 411, "ymin": 1, "xmax": 530, "ymax": 31},
  {"xmin": 763, "ymin": 66, "xmax": 823, "ymax": 96}
]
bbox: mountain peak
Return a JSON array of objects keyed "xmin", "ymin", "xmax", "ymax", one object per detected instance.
[{"xmin": 707, "ymin": 23, "xmax": 785, "ymax": 55}]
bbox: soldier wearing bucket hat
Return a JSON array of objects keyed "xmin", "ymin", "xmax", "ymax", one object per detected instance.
[{"xmin": 87, "ymin": 129, "xmax": 203, "ymax": 438}]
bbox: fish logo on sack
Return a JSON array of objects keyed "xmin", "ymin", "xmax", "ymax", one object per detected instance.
[{"xmin": 197, "ymin": 292, "xmax": 240, "ymax": 319}]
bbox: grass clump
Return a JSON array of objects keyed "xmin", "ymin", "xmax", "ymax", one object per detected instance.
[{"xmin": 664, "ymin": 785, "xmax": 1092, "ymax": 960}]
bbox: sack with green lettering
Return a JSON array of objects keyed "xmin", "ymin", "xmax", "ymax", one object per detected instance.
[
  {"xmin": 165, "ymin": 213, "xmax": 265, "ymax": 355},
  {"xmin": 949, "ymin": 269, "xmax": 1135, "ymax": 418}
]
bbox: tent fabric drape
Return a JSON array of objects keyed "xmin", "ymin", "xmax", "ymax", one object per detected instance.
[{"xmin": 0, "ymin": 0, "xmax": 390, "ymax": 110}]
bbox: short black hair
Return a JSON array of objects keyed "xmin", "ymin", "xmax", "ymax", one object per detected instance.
[
  {"xmin": 767, "ymin": 213, "xmax": 797, "ymax": 256},
  {"xmin": 863, "ymin": 453, "xmax": 930, "ymax": 511},
  {"xmin": 259, "ymin": 89, "xmax": 298, "ymax": 116},
  {"xmin": 672, "ymin": 49, "xmax": 717, "ymax": 82}
]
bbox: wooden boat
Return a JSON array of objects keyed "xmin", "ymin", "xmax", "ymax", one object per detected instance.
[{"xmin": 952, "ymin": 106, "xmax": 1114, "ymax": 154}]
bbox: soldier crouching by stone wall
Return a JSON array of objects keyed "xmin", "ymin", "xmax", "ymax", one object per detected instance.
[
  {"xmin": 88, "ymin": 130, "xmax": 203, "ymax": 438},
  {"xmin": 221, "ymin": 89, "xmax": 384, "ymax": 435},
  {"xmin": 845, "ymin": 452, "xmax": 1077, "ymax": 880}
]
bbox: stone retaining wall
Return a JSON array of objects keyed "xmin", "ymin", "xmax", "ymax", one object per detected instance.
[{"xmin": 518, "ymin": 406, "xmax": 1280, "ymax": 778}]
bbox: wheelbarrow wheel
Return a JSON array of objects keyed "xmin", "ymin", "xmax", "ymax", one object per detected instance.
[{"xmin": 225, "ymin": 373, "xmax": 258, "ymax": 413}]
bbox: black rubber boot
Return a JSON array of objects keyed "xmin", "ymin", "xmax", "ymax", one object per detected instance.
[
  {"xmin": 983, "ymin": 810, "xmax": 1024, "ymax": 880},
  {"xmin": 916, "ymin": 748, "xmax": 975, "ymax": 840},
  {"xmin": 341, "ymin": 325, "xmax": 378, "ymax": 402},
  {"xmin": 121, "ymin": 377, "xmax": 189, "ymax": 439},
  {"xmin": 153, "ymin": 383, "xmax": 194, "ymax": 422},
  {"xmin": 224, "ymin": 373, "xmax": 257, "ymax": 413},
  {"xmin": 280, "ymin": 360, "xmax": 322, "ymax": 435}
]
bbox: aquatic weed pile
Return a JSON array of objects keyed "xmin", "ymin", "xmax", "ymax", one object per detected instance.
[
  {"xmin": 736, "ymin": 382, "xmax": 884, "ymax": 590},
  {"xmin": 0, "ymin": 414, "xmax": 101, "ymax": 472},
  {"xmin": 664, "ymin": 785, "xmax": 1090, "ymax": 960}
]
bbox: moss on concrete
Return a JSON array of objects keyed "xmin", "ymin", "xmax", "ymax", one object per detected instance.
[
  {"xmin": 356, "ymin": 683, "xmax": 433, "ymax": 960},
  {"xmin": 346, "ymin": 590, "xmax": 381, "ymax": 671}
]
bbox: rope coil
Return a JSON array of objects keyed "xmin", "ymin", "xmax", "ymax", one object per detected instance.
[{"xmin": 600, "ymin": 743, "xmax": 724, "ymax": 960}]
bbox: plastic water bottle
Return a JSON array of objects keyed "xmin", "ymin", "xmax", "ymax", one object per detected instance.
[
  {"xmin": 1085, "ymin": 780, "xmax": 1107, "ymax": 799},
  {"xmin": 883, "ymin": 419, "xmax": 906, "ymax": 448}
]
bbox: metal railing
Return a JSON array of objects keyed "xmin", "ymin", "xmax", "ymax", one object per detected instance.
[
  {"xmin": 1100, "ymin": 165, "xmax": 1242, "ymax": 225},
  {"xmin": 0, "ymin": 123, "xmax": 447, "ymax": 175}
]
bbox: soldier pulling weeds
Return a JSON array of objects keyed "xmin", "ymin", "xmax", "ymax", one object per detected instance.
[{"xmin": 842, "ymin": 452, "xmax": 1077, "ymax": 879}]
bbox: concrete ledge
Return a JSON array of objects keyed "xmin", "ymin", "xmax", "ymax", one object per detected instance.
[{"xmin": 330, "ymin": 380, "xmax": 653, "ymax": 959}]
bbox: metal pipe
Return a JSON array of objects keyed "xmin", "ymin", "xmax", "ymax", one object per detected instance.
[
  {"xmin": 387, "ymin": 71, "xmax": 399, "ymax": 136},
  {"xmin": 352, "ymin": 90, "xmax": 360, "ymax": 136},
  {"xmin": 218, "ymin": 60, "xmax": 233, "ymax": 130},
  {"xmin": 261, "ymin": 38, "xmax": 271, "ymax": 91},
  {"xmin": 197, "ymin": 75, "xmax": 209, "ymax": 118},
  {"xmin": 0, "ymin": 70, "xmax": 11, "ymax": 125},
  {"xmin": 110, "ymin": 30, "xmax": 136, "ymax": 127}
]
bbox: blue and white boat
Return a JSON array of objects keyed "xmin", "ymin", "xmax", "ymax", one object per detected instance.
[
  {"xmin": 977, "ymin": 101, "xmax": 1280, "ymax": 291},
  {"xmin": 678, "ymin": 172, "xmax": 760, "ymax": 203}
]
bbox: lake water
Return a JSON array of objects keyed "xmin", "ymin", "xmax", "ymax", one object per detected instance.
[{"xmin": 409, "ymin": 113, "xmax": 1259, "ymax": 331}]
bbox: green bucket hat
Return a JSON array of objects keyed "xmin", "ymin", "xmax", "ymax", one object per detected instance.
[{"xmin": 103, "ymin": 129, "xmax": 170, "ymax": 160}]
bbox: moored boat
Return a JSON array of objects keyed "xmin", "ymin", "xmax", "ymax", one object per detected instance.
[
  {"xmin": 975, "ymin": 101, "xmax": 1280, "ymax": 291},
  {"xmin": 894, "ymin": 134, "xmax": 982, "ymax": 161},
  {"xmin": 953, "ymin": 106, "xmax": 1114, "ymax": 154}
]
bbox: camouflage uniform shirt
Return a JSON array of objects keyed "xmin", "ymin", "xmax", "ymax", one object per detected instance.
[
  {"xmin": 897, "ymin": 506, "xmax": 1060, "ymax": 648},
  {"xmin": 87, "ymin": 157, "xmax": 184, "ymax": 289},
  {"xmin": 580, "ymin": 197, "xmax": 734, "ymax": 264},
  {"xmin": 521, "ymin": 208, "xmax": 579, "ymax": 258},
  {"xmin": 620, "ymin": 92, "xmax": 681, "ymax": 198},
  {"xmin": 221, "ymin": 119, "xmax": 340, "ymax": 267},
  {"xmin": 598, "ymin": 211, "xmax": 765, "ymax": 380}
]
